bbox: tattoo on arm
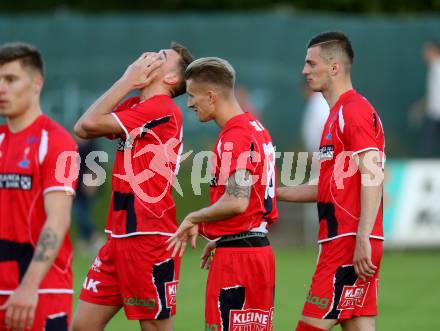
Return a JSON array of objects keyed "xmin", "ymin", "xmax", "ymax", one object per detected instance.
[
  {"xmin": 226, "ymin": 170, "xmax": 252, "ymax": 198},
  {"xmin": 33, "ymin": 228, "xmax": 58, "ymax": 262}
]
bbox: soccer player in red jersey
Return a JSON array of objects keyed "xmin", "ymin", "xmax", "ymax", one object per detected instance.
[
  {"xmin": 167, "ymin": 57, "xmax": 278, "ymax": 331},
  {"xmin": 0, "ymin": 42, "xmax": 78, "ymax": 331},
  {"xmin": 277, "ymin": 32, "xmax": 385, "ymax": 331},
  {"xmin": 72, "ymin": 43, "xmax": 193, "ymax": 331}
]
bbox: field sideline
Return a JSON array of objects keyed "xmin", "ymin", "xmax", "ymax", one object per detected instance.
[{"xmin": 72, "ymin": 247, "xmax": 439, "ymax": 330}]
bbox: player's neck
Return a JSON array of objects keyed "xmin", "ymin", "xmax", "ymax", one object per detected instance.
[
  {"xmin": 139, "ymin": 85, "xmax": 171, "ymax": 101},
  {"xmin": 215, "ymin": 99, "xmax": 244, "ymax": 128},
  {"xmin": 324, "ymin": 80, "xmax": 353, "ymax": 109},
  {"xmin": 7, "ymin": 104, "xmax": 42, "ymax": 133}
]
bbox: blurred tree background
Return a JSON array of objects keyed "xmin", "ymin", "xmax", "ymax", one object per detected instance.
[{"xmin": 2, "ymin": 0, "xmax": 440, "ymax": 13}]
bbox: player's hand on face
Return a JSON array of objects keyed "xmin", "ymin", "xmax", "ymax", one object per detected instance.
[
  {"xmin": 353, "ymin": 237, "xmax": 377, "ymax": 281},
  {"xmin": 0, "ymin": 283, "xmax": 38, "ymax": 331},
  {"xmin": 166, "ymin": 214, "xmax": 199, "ymax": 258},
  {"xmin": 121, "ymin": 52, "xmax": 164, "ymax": 90},
  {"xmin": 200, "ymin": 240, "xmax": 216, "ymax": 270}
]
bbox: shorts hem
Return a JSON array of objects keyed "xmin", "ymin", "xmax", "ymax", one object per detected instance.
[
  {"xmin": 79, "ymin": 295, "xmax": 121, "ymax": 307},
  {"xmin": 125, "ymin": 313, "xmax": 175, "ymax": 320}
]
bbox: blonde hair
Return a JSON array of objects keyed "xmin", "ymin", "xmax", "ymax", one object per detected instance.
[{"xmin": 185, "ymin": 57, "xmax": 236, "ymax": 90}]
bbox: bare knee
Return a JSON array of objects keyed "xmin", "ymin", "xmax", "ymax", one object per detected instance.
[
  {"xmin": 140, "ymin": 317, "xmax": 173, "ymax": 331},
  {"xmin": 341, "ymin": 316, "xmax": 376, "ymax": 331}
]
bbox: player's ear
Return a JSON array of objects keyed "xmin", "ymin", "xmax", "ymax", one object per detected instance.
[
  {"xmin": 163, "ymin": 72, "xmax": 179, "ymax": 86},
  {"xmin": 207, "ymin": 90, "xmax": 217, "ymax": 105},
  {"xmin": 33, "ymin": 72, "xmax": 44, "ymax": 94},
  {"xmin": 329, "ymin": 61, "xmax": 340, "ymax": 76}
]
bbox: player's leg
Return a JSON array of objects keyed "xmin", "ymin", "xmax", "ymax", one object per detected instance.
[
  {"xmin": 71, "ymin": 300, "xmax": 120, "ymax": 331},
  {"xmin": 294, "ymin": 316, "xmax": 336, "ymax": 330},
  {"xmin": 340, "ymin": 316, "xmax": 375, "ymax": 331},
  {"xmin": 205, "ymin": 242, "xmax": 275, "ymax": 331},
  {"xmin": 139, "ymin": 317, "xmax": 174, "ymax": 331},
  {"xmin": 115, "ymin": 236, "xmax": 180, "ymax": 330},
  {"xmin": 73, "ymin": 238, "xmax": 122, "ymax": 331}
]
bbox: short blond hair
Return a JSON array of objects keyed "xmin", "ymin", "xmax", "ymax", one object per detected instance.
[{"xmin": 185, "ymin": 57, "xmax": 236, "ymax": 90}]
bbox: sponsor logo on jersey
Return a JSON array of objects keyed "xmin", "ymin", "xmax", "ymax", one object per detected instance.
[
  {"xmin": 83, "ymin": 277, "xmax": 101, "ymax": 293},
  {"xmin": 116, "ymin": 137, "xmax": 134, "ymax": 151},
  {"xmin": 306, "ymin": 291, "xmax": 329, "ymax": 309},
  {"xmin": 205, "ymin": 323, "xmax": 219, "ymax": 331},
  {"xmin": 337, "ymin": 283, "xmax": 370, "ymax": 310},
  {"xmin": 318, "ymin": 145, "xmax": 334, "ymax": 160},
  {"xmin": 123, "ymin": 295, "xmax": 156, "ymax": 309},
  {"xmin": 165, "ymin": 280, "xmax": 178, "ymax": 308},
  {"xmin": 229, "ymin": 308, "xmax": 274, "ymax": 331},
  {"xmin": 0, "ymin": 173, "xmax": 32, "ymax": 190},
  {"xmin": 91, "ymin": 256, "xmax": 102, "ymax": 272}
]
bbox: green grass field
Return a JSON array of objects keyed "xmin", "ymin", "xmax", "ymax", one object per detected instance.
[{"xmin": 72, "ymin": 247, "xmax": 440, "ymax": 330}]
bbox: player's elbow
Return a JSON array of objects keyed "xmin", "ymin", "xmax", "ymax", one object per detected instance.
[
  {"xmin": 232, "ymin": 198, "xmax": 249, "ymax": 214},
  {"xmin": 74, "ymin": 119, "xmax": 95, "ymax": 139}
]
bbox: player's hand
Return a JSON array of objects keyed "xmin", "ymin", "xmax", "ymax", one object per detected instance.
[
  {"xmin": 0, "ymin": 283, "xmax": 38, "ymax": 331},
  {"xmin": 120, "ymin": 52, "xmax": 164, "ymax": 90},
  {"xmin": 353, "ymin": 236, "xmax": 377, "ymax": 281},
  {"xmin": 200, "ymin": 241, "xmax": 216, "ymax": 270},
  {"xmin": 166, "ymin": 214, "xmax": 199, "ymax": 257}
]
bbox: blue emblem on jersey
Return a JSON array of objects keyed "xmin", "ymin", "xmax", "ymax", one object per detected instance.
[
  {"xmin": 326, "ymin": 133, "xmax": 332, "ymax": 140},
  {"xmin": 26, "ymin": 135, "xmax": 38, "ymax": 144},
  {"xmin": 18, "ymin": 159, "xmax": 30, "ymax": 168},
  {"xmin": 18, "ymin": 147, "xmax": 31, "ymax": 169}
]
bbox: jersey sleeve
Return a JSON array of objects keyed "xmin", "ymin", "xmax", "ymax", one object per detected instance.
[
  {"xmin": 40, "ymin": 129, "xmax": 78, "ymax": 195},
  {"xmin": 112, "ymin": 97, "xmax": 169, "ymax": 139},
  {"xmin": 340, "ymin": 103, "xmax": 379, "ymax": 155},
  {"xmin": 219, "ymin": 128, "xmax": 256, "ymax": 181}
]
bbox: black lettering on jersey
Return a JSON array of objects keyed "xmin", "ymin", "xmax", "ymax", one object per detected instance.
[
  {"xmin": 140, "ymin": 116, "xmax": 171, "ymax": 138},
  {"xmin": 153, "ymin": 259, "xmax": 175, "ymax": 320},
  {"xmin": 249, "ymin": 142, "xmax": 255, "ymax": 163},
  {"xmin": 0, "ymin": 173, "xmax": 32, "ymax": 191},
  {"xmin": 219, "ymin": 286, "xmax": 245, "ymax": 331},
  {"xmin": 0, "ymin": 240, "xmax": 34, "ymax": 281},
  {"xmin": 324, "ymin": 265, "xmax": 357, "ymax": 319},
  {"xmin": 373, "ymin": 113, "xmax": 377, "ymax": 130},
  {"xmin": 210, "ymin": 176, "xmax": 218, "ymax": 187}
]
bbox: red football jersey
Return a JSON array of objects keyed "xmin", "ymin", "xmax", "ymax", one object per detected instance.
[
  {"xmin": 106, "ymin": 95, "xmax": 183, "ymax": 237},
  {"xmin": 317, "ymin": 89, "xmax": 385, "ymax": 243},
  {"xmin": 200, "ymin": 112, "xmax": 278, "ymax": 240},
  {"xmin": 0, "ymin": 114, "xmax": 77, "ymax": 294}
]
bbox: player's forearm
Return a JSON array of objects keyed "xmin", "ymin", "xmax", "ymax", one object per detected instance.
[
  {"xmin": 276, "ymin": 184, "xmax": 318, "ymax": 202},
  {"xmin": 20, "ymin": 216, "xmax": 70, "ymax": 290},
  {"xmin": 357, "ymin": 184, "xmax": 382, "ymax": 239},
  {"xmin": 190, "ymin": 195, "xmax": 249, "ymax": 224},
  {"xmin": 356, "ymin": 150, "xmax": 384, "ymax": 239},
  {"xmin": 74, "ymin": 79, "xmax": 131, "ymax": 138}
]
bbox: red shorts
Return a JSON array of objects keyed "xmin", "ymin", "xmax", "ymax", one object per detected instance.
[
  {"xmin": 79, "ymin": 235, "xmax": 180, "ymax": 320},
  {"xmin": 0, "ymin": 293, "xmax": 71, "ymax": 331},
  {"xmin": 302, "ymin": 236, "xmax": 383, "ymax": 321},
  {"xmin": 205, "ymin": 245, "xmax": 275, "ymax": 331}
]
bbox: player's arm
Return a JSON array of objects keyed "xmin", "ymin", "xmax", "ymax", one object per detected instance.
[
  {"xmin": 276, "ymin": 183, "xmax": 318, "ymax": 202},
  {"xmin": 74, "ymin": 52, "xmax": 163, "ymax": 139},
  {"xmin": 167, "ymin": 169, "xmax": 251, "ymax": 257},
  {"xmin": 188, "ymin": 169, "xmax": 251, "ymax": 223},
  {"xmin": 353, "ymin": 150, "xmax": 384, "ymax": 280},
  {"xmin": 0, "ymin": 191, "xmax": 73, "ymax": 330}
]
